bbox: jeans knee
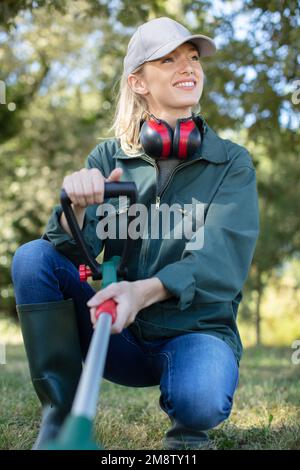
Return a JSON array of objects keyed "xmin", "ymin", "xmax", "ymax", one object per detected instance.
[
  {"xmin": 11, "ymin": 239, "xmax": 54, "ymax": 285},
  {"xmin": 174, "ymin": 394, "xmax": 233, "ymax": 431}
]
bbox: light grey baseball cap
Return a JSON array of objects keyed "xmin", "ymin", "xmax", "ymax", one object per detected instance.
[{"xmin": 124, "ymin": 17, "xmax": 216, "ymax": 77}]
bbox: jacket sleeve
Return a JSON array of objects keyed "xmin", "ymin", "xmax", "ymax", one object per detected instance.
[
  {"xmin": 155, "ymin": 157, "xmax": 260, "ymax": 310},
  {"xmin": 42, "ymin": 145, "xmax": 106, "ymax": 266}
]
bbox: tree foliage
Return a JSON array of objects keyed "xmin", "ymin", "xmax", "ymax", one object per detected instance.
[{"xmin": 0, "ymin": 1, "xmax": 299, "ymax": 343}]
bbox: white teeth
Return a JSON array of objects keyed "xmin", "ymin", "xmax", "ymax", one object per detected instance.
[{"xmin": 174, "ymin": 81, "xmax": 195, "ymax": 88}]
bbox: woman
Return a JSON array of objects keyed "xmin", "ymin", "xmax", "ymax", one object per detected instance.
[{"xmin": 11, "ymin": 17, "xmax": 259, "ymax": 450}]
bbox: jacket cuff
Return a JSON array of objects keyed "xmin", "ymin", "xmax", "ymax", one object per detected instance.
[
  {"xmin": 43, "ymin": 205, "xmax": 77, "ymax": 247},
  {"xmin": 155, "ymin": 264, "xmax": 196, "ymax": 310}
]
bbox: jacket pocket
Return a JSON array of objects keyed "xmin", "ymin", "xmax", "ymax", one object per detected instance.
[
  {"xmin": 96, "ymin": 197, "xmax": 130, "ymax": 248},
  {"xmin": 172, "ymin": 196, "xmax": 206, "ymax": 225},
  {"xmin": 167, "ymin": 196, "xmax": 206, "ymax": 251},
  {"xmin": 162, "ymin": 301, "xmax": 235, "ymax": 327},
  {"xmin": 103, "ymin": 197, "xmax": 130, "ymax": 216}
]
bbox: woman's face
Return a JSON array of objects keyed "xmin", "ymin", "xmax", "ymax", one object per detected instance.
[{"xmin": 129, "ymin": 42, "xmax": 204, "ymax": 119}]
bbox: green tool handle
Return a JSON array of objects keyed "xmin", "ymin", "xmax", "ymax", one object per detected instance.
[{"xmin": 72, "ymin": 304, "xmax": 116, "ymax": 420}]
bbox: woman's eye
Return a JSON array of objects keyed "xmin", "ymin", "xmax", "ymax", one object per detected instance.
[{"xmin": 162, "ymin": 55, "xmax": 200, "ymax": 63}]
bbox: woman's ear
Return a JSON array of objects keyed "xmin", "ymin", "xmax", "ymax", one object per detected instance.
[{"xmin": 127, "ymin": 74, "xmax": 149, "ymax": 96}]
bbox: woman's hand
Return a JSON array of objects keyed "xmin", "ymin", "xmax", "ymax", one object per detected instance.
[
  {"xmin": 87, "ymin": 278, "xmax": 172, "ymax": 335},
  {"xmin": 62, "ymin": 166, "xmax": 123, "ymax": 208},
  {"xmin": 87, "ymin": 281, "xmax": 144, "ymax": 334},
  {"xmin": 60, "ymin": 166, "xmax": 123, "ymax": 234}
]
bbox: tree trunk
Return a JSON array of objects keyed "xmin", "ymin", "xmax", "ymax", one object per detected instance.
[{"xmin": 255, "ymin": 285, "xmax": 263, "ymax": 346}]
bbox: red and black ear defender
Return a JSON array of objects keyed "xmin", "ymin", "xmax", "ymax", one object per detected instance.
[{"xmin": 139, "ymin": 113, "xmax": 203, "ymax": 160}]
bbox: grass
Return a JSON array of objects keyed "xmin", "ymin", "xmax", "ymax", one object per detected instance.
[{"xmin": 0, "ymin": 317, "xmax": 299, "ymax": 450}]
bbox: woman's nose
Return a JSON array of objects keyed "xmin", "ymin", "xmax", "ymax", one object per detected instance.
[{"xmin": 178, "ymin": 57, "xmax": 194, "ymax": 73}]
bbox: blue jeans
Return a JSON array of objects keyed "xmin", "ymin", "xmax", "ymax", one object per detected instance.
[{"xmin": 11, "ymin": 239, "xmax": 239, "ymax": 448}]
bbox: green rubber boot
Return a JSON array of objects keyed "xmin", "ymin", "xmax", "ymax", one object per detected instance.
[
  {"xmin": 17, "ymin": 299, "xmax": 82, "ymax": 450},
  {"xmin": 163, "ymin": 416, "xmax": 215, "ymax": 450}
]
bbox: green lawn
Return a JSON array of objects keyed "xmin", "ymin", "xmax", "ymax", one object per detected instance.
[{"xmin": 0, "ymin": 319, "xmax": 299, "ymax": 450}]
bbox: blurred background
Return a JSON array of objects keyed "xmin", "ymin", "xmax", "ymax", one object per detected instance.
[{"xmin": 0, "ymin": 0, "xmax": 300, "ymax": 450}]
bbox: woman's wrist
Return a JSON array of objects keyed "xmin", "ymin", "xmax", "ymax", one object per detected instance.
[
  {"xmin": 134, "ymin": 277, "xmax": 172, "ymax": 310},
  {"xmin": 59, "ymin": 205, "xmax": 86, "ymax": 234}
]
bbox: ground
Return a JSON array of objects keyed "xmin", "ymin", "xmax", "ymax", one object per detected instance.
[{"xmin": 0, "ymin": 318, "xmax": 299, "ymax": 450}]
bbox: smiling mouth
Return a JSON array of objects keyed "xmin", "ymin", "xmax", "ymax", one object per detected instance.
[{"xmin": 173, "ymin": 81, "xmax": 196, "ymax": 90}]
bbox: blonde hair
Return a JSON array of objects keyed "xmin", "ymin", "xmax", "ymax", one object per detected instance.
[
  {"xmin": 108, "ymin": 64, "xmax": 202, "ymax": 156},
  {"xmin": 108, "ymin": 65, "xmax": 150, "ymax": 155}
]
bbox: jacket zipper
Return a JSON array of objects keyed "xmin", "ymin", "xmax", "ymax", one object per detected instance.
[
  {"xmin": 138, "ymin": 156, "xmax": 202, "ymax": 277},
  {"xmin": 139, "ymin": 156, "xmax": 201, "ymax": 207},
  {"xmin": 137, "ymin": 156, "xmax": 159, "ymax": 276},
  {"xmin": 156, "ymin": 159, "xmax": 201, "ymax": 207}
]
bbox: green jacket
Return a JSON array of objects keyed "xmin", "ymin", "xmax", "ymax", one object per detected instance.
[{"xmin": 43, "ymin": 118, "xmax": 259, "ymax": 363}]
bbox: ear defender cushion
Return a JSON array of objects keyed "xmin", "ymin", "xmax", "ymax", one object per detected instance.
[
  {"xmin": 140, "ymin": 114, "xmax": 203, "ymax": 159},
  {"xmin": 140, "ymin": 117, "xmax": 173, "ymax": 159},
  {"xmin": 173, "ymin": 118, "xmax": 202, "ymax": 159}
]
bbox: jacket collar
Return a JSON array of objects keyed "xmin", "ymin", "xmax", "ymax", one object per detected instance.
[{"xmin": 113, "ymin": 116, "xmax": 229, "ymax": 164}]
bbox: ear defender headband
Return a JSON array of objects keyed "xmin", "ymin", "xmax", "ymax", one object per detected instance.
[{"xmin": 139, "ymin": 113, "xmax": 203, "ymax": 160}]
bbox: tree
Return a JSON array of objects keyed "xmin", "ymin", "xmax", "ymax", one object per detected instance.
[{"xmin": 1, "ymin": 0, "xmax": 300, "ymax": 346}]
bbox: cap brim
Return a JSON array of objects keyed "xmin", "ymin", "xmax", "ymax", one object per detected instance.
[{"xmin": 146, "ymin": 34, "xmax": 216, "ymax": 63}]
